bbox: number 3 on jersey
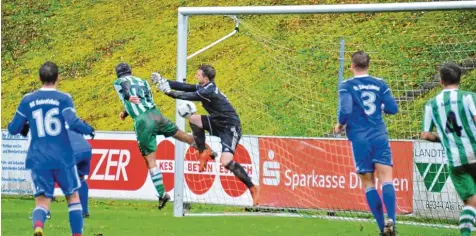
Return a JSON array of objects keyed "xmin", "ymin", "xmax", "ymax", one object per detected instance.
[
  {"xmin": 361, "ymin": 91, "xmax": 376, "ymax": 115},
  {"xmin": 32, "ymin": 108, "xmax": 62, "ymax": 137}
]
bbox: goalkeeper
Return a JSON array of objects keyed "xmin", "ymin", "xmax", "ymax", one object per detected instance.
[
  {"xmin": 152, "ymin": 64, "xmax": 259, "ymax": 206},
  {"xmin": 113, "ymin": 62, "xmax": 215, "ymax": 209}
]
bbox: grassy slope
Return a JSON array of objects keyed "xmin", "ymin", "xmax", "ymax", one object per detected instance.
[
  {"xmin": 2, "ymin": 0, "xmax": 475, "ymax": 138},
  {"xmin": 1, "ymin": 196, "xmax": 459, "ymax": 236}
]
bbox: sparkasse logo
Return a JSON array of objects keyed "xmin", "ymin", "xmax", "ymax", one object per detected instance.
[
  {"xmin": 262, "ymin": 150, "xmax": 280, "ymax": 186},
  {"xmin": 415, "ymin": 162, "xmax": 449, "ymax": 193}
]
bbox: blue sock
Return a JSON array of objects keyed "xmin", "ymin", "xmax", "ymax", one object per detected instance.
[
  {"xmin": 79, "ymin": 178, "xmax": 89, "ymax": 215},
  {"xmin": 365, "ymin": 187, "xmax": 385, "ymax": 233},
  {"xmin": 32, "ymin": 206, "xmax": 48, "ymax": 229},
  {"xmin": 382, "ymin": 182, "xmax": 396, "ymax": 224},
  {"xmin": 68, "ymin": 203, "xmax": 83, "ymax": 235}
]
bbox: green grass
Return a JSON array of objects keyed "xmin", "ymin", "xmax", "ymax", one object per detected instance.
[{"xmin": 1, "ymin": 196, "xmax": 460, "ymax": 236}]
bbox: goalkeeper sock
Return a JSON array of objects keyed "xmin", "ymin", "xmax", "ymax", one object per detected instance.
[
  {"xmin": 68, "ymin": 202, "xmax": 83, "ymax": 235},
  {"xmin": 78, "ymin": 178, "xmax": 89, "ymax": 216},
  {"xmin": 225, "ymin": 161, "xmax": 254, "ymax": 189},
  {"xmin": 459, "ymin": 206, "xmax": 476, "ymax": 236},
  {"xmin": 365, "ymin": 187, "xmax": 385, "ymax": 233},
  {"xmin": 32, "ymin": 206, "xmax": 48, "ymax": 229},
  {"xmin": 150, "ymin": 167, "xmax": 165, "ymax": 197},
  {"xmin": 382, "ymin": 182, "xmax": 396, "ymax": 224},
  {"xmin": 190, "ymin": 123, "xmax": 206, "ymax": 152}
]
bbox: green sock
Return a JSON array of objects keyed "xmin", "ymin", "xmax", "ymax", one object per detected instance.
[
  {"xmin": 149, "ymin": 167, "xmax": 165, "ymax": 197},
  {"xmin": 459, "ymin": 206, "xmax": 475, "ymax": 236}
]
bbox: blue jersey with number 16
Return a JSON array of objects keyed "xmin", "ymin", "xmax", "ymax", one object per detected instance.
[
  {"xmin": 7, "ymin": 88, "xmax": 94, "ymax": 170},
  {"xmin": 338, "ymin": 75, "xmax": 398, "ymax": 141}
]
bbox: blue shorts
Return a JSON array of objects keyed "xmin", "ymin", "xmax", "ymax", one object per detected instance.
[
  {"xmin": 75, "ymin": 150, "xmax": 92, "ymax": 178},
  {"xmin": 30, "ymin": 165, "xmax": 81, "ymax": 198},
  {"xmin": 351, "ymin": 135, "xmax": 393, "ymax": 174}
]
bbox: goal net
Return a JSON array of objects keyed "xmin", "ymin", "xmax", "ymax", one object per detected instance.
[{"xmin": 173, "ymin": 1, "xmax": 476, "ymax": 229}]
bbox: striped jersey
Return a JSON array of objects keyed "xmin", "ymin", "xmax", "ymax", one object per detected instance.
[
  {"xmin": 422, "ymin": 88, "xmax": 476, "ymax": 167},
  {"xmin": 113, "ymin": 75, "xmax": 156, "ymax": 119}
]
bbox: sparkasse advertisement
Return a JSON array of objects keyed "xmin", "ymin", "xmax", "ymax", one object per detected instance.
[{"xmin": 258, "ymin": 137, "xmax": 414, "ymax": 213}]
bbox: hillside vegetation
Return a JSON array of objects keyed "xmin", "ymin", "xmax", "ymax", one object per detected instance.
[{"xmin": 2, "ymin": 0, "xmax": 475, "ymax": 139}]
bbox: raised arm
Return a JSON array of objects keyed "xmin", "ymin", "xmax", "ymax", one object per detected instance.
[
  {"xmin": 165, "ymin": 89, "xmax": 210, "ymax": 102},
  {"xmin": 168, "ymin": 80, "xmax": 199, "ymax": 92}
]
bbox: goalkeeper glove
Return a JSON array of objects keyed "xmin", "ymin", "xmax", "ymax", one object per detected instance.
[{"xmin": 151, "ymin": 72, "xmax": 171, "ymax": 93}]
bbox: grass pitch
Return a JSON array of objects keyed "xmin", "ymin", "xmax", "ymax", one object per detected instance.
[{"xmin": 1, "ymin": 196, "xmax": 459, "ymax": 236}]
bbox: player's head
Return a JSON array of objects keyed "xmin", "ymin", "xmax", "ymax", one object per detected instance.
[
  {"xmin": 196, "ymin": 64, "xmax": 215, "ymax": 85},
  {"xmin": 39, "ymin": 61, "xmax": 59, "ymax": 85},
  {"xmin": 439, "ymin": 62, "xmax": 461, "ymax": 87},
  {"xmin": 351, "ymin": 51, "xmax": 370, "ymax": 72},
  {"xmin": 115, "ymin": 62, "xmax": 132, "ymax": 78}
]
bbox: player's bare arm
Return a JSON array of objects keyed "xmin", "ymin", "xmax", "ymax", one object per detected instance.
[
  {"xmin": 119, "ymin": 79, "xmax": 141, "ymax": 104},
  {"xmin": 420, "ymin": 132, "xmax": 441, "ymax": 143}
]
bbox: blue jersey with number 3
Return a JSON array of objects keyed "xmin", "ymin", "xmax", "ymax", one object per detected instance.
[
  {"xmin": 338, "ymin": 75, "xmax": 398, "ymax": 141},
  {"xmin": 7, "ymin": 88, "xmax": 94, "ymax": 170}
]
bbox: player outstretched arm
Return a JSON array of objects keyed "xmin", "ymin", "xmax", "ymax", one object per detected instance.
[
  {"xmin": 8, "ymin": 99, "xmax": 29, "ymax": 135},
  {"xmin": 168, "ymin": 80, "xmax": 199, "ymax": 92},
  {"xmin": 152, "ymin": 73, "xmax": 210, "ymax": 102}
]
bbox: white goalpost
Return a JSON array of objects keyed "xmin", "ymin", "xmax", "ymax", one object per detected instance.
[{"xmin": 172, "ymin": 1, "xmax": 476, "ymax": 230}]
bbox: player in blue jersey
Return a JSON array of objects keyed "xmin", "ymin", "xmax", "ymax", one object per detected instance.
[
  {"xmin": 8, "ymin": 61, "xmax": 95, "ymax": 236},
  {"xmin": 334, "ymin": 51, "xmax": 399, "ymax": 236},
  {"xmin": 67, "ymin": 129, "xmax": 93, "ymax": 218},
  {"xmin": 26, "ymin": 128, "xmax": 93, "ymax": 220}
]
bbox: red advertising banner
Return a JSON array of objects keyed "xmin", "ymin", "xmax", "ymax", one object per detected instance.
[{"xmin": 259, "ymin": 138, "xmax": 413, "ymax": 213}]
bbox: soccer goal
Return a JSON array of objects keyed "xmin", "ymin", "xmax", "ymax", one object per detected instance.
[{"xmin": 171, "ymin": 0, "xmax": 476, "ymax": 229}]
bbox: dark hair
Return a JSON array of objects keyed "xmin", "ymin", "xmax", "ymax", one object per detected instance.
[
  {"xmin": 440, "ymin": 63, "xmax": 461, "ymax": 86},
  {"xmin": 39, "ymin": 61, "xmax": 59, "ymax": 85},
  {"xmin": 115, "ymin": 62, "xmax": 132, "ymax": 78},
  {"xmin": 351, "ymin": 51, "xmax": 370, "ymax": 70},
  {"xmin": 199, "ymin": 64, "xmax": 216, "ymax": 82}
]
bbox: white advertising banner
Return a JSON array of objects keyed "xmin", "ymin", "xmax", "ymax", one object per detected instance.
[
  {"xmin": 1, "ymin": 130, "xmax": 259, "ymax": 207},
  {"xmin": 1, "ymin": 132, "xmax": 33, "ymax": 195},
  {"xmin": 413, "ymin": 141, "xmax": 464, "ymax": 220}
]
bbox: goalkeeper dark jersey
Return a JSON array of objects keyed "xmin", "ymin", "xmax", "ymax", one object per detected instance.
[{"xmin": 167, "ymin": 81, "xmax": 240, "ymax": 126}]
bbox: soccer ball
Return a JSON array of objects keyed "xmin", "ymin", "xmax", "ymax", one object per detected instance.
[{"xmin": 177, "ymin": 101, "xmax": 197, "ymax": 118}]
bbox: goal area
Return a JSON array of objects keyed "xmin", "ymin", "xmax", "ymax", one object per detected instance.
[{"xmin": 171, "ymin": 0, "xmax": 476, "ymax": 230}]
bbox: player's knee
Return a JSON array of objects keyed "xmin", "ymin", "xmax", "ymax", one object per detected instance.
[
  {"xmin": 66, "ymin": 191, "xmax": 80, "ymax": 204},
  {"xmin": 221, "ymin": 153, "xmax": 234, "ymax": 166},
  {"xmin": 359, "ymin": 173, "xmax": 375, "ymax": 188},
  {"xmin": 143, "ymin": 152, "xmax": 157, "ymax": 168},
  {"xmin": 189, "ymin": 115, "xmax": 202, "ymax": 128}
]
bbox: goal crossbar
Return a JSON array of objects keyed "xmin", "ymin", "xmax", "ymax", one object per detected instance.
[{"xmin": 178, "ymin": 1, "xmax": 476, "ymax": 15}]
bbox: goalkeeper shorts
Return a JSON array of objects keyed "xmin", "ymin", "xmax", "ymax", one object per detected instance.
[{"xmin": 201, "ymin": 115, "xmax": 241, "ymax": 154}]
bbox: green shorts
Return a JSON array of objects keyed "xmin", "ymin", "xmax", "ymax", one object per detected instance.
[
  {"xmin": 449, "ymin": 163, "xmax": 476, "ymax": 202},
  {"xmin": 134, "ymin": 108, "xmax": 178, "ymax": 156}
]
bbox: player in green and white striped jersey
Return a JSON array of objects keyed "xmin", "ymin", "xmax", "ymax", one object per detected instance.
[
  {"xmin": 113, "ymin": 63, "xmax": 215, "ymax": 210},
  {"xmin": 421, "ymin": 63, "xmax": 476, "ymax": 236}
]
